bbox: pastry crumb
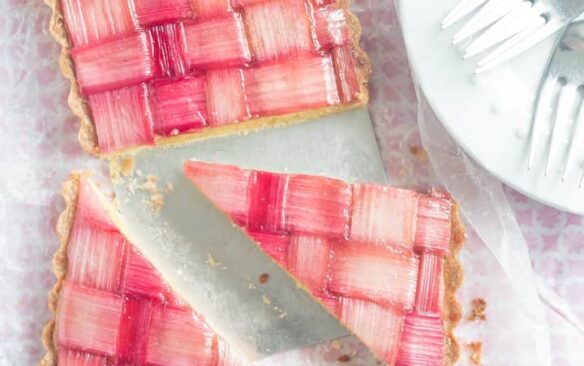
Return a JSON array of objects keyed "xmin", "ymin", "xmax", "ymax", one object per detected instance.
[
  {"xmin": 206, "ymin": 253, "xmax": 220, "ymax": 267},
  {"xmin": 259, "ymin": 273, "xmax": 270, "ymax": 284},
  {"xmin": 410, "ymin": 146, "xmax": 429, "ymax": 163},
  {"xmin": 120, "ymin": 157, "xmax": 135, "ymax": 177},
  {"xmin": 337, "ymin": 354, "xmax": 351, "ymax": 363},
  {"xmin": 469, "ymin": 298, "xmax": 487, "ymax": 321},
  {"xmin": 143, "ymin": 175, "xmax": 160, "ymax": 194},
  {"xmin": 147, "ymin": 194, "xmax": 164, "ymax": 213},
  {"xmin": 165, "ymin": 182, "xmax": 174, "ymax": 194},
  {"xmin": 331, "ymin": 339, "xmax": 342, "ymax": 350},
  {"xmin": 466, "ymin": 341, "xmax": 483, "ymax": 365},
  {"xmin": 262, "ymin": 295, "xmax": 272, "ymax": 305}
]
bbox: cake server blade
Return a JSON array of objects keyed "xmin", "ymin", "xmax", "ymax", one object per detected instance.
[{"xmin": 110, "ymin": 108, "xmax": 386, "ymax": 361}]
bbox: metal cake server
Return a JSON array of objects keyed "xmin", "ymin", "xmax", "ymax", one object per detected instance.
[
  {"xmin": 443, "ymin": 0, "xmax": 584, "ymax": 73},
  {"xmin": 528, "ymin": 18, "xmax": 584, "ymax": 185},
  {"xmin": 109, "ymin": 109, "xmax": 386, "ymax": 361}
]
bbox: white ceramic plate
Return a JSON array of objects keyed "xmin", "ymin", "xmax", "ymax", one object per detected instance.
[{"xmin": 398, "ymin": 0, "xmax": 584, "ymax": 214}]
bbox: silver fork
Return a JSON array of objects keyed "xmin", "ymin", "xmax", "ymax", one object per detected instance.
[
  {"xmin": 529, "ymin": 19, "xmax": 584, "ymax": 185},
  {"xmin": 442, "ymin": 0, "xmax": 584, "ymax": 73}
]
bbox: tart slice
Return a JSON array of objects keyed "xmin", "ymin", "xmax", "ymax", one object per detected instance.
[
  {"xmin": 46, "ymin": 0, "xmax": 370, "ymax": 155},
  {"xmin": 41, "ymin": 168, "xmax": 463, "ymax": 365}
]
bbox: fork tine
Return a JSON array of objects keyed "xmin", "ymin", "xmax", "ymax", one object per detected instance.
[
  {"xmin": 528, "ymin": 77, "xmax": 557, "ymax": 170},
  {"xmin": 546, "ymin": 85, "xmax": 577, "ymax": 176},
  {"xmin": 442, "ymin": 0, "xmax": 489, "ymax": 29},
  {"xmin": 476, "ymin": 20, "xmax": 560, "ymax": 73},
  {"xmin": 463, "ymin": 2, "xmax": 538, "ymax": 59},
  {"xmin": 562, "ymin": 89, "xmax": 584, "ymax": 182},
  {"xmin": 452, "ymin": 0, "xmax": 521, "ymax": 45}
]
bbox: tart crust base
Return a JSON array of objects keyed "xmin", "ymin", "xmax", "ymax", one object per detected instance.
[
  {"xmin": 43, "ymin": 0, "xmax": 372, "ymax": 156},
  {"xmin": 40, "ymin": 173, "xmax": 464, "ymax": 365}
]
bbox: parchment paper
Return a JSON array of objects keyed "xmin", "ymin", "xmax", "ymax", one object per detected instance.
[{"xmin": 1, "ymin": 0, "xmax": 583, "ymax": 365}]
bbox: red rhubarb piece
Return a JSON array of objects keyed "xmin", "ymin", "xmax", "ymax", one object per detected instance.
[
  {"xmin": 58, "ymin": 349, "xmax": 108, "ymax": 366},
  {"xmin": 74, "ymin": 178, "xmax": 116, "ymax": 230},
  {"xmin": 287, "ymin": 234, "xmax": 331, "ymax": 292},
  {"xmin": 88, "ymin": 83, "xmax": 155, "ymax": 153},
  {"xmin": 247, "ymin": 230, "xmax": 290, "ymax": 267},
  {"xmin": 184, "ymin": 161, "xmax": 251, "ymax": 225},
  {"xmin": 60, "ymin": 0, "xmax": 135, "ymax": 47},
  {"xmin": 339, "ymin": 298, "xmax": 404, "ymax": 364},
  {"xmin": 247, "ymin": 171, "xmax": 288, "ymax": 233},
  {"xmin": 414, "ymin": 253, "xmax": 444, "ymax": 314},
  {"xmin": 67, "ymin": 225, "xmax": 126, "ymax": 293},
  {"xmin": 57, "ymin": 282, "xmax": 123, "ymax": 355},
  {"xmin": 116, "ymin": 297, "xmax": 153, "ymax": 363},
  {"xmin": 414, "ymin": 197, "xmax": 452, "ymax": 254},
  {"xmin": 313, "ymin": 6, "xmax": 350, "ymax": 50},
  {"xmin": 183, "ymin": 14, "xmax": 251, "ymax": 69},
  {"xmin": 284, "ymin": 174, "xmax": 351, "ymax": 238},
  {"xmin": 145, "ymin": 306, "xmax": 216, "ymax": 366},
  {"xmin": 150, "ymin": 76, "xmax": 208, "ymax": 135},
  {"xmin": 329, "ymin": 243, "xmax": 418, "ymax": 309},
  {"xmin": 133, "ymin": 0, "xmax": 194, "ymax": 26},
  {"xmin": 349, "ymin": 184, "xmax": 418, "ymax": 248},
  {"xmin": 244, "ymin": 0, "xmax": 314, "ymax": 61},
  {"xmin": 332, "ymin": 45, "xmax": 361, "ymax": 103},
  {"xmin": 206, "ymin": 68, "xmax": 250, "ymax": 126},
  {"xmin": 244, "ymin": 55, "xmax": 340, "ymax": 116},
  {"xmin": 122, "ymin": 247, "xmax": 173, "ymax": 302},
  {"xmin": 148, "ymin": 23, "xmax": 188, "ymax": 78},
  {"xmin": 193, "ymin": 0, "xmax": 233, "ymax": 19},
  {"xmin": 396, "ymin": 312, "xmax": 445, "ymax": 366},
  {"xmin": 72, "ymin": 33, "xmax": 154, "ymax": 94}
]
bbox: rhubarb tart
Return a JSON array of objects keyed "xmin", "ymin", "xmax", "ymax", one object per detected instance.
[
  {"xmin": 45, "ymin": 0, "xmax": 370, "ymax": 155},
  {"xmin": 41, "ymin": 166, "xmax": 463, "ymax": 365}
]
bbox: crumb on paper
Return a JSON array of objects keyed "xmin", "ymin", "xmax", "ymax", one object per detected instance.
[
  {"xmin": 110, "ymin": 156, "xmax": 136, "ymax": 182},
  {"xmin": 147, "ymin": 194, "xmax": 164, "ymax": 213},
  {"xmin": 469, "ymin": 298, "xmax": 487, "ymax": 321},
  {"xmin": 143, "ymin": 175, "xmax": 160, "ymax": 193},
  {"xmin": 262, "ymin": 295, "xmax": 271, "ymax": 305},
  {"xmin": 206, "ymin": 253, "xmax": 220, "ymax": 267},
  {"xmin": 466, "ymin": 341, "xmax": 483, "ymax": 365},
  {"xmin": 248, "ymin": 283, "xmax": 257, "ymax": 290},
  {"xmin": 337, "ymin": 354, "xmax": 351, "ymax": 363},
  {"xmin": 120, "ymin": 157, "xmax": 135, "ymax": 177},
  {"xmin": 165, "ymin": 182, "xmax": 174, "ymax": 194},
  {"xmin": 331, "ymin": 339, "xmax": 342, "ymax": 350},
  {"xmin": 279, "ymin": 311, "xmax": 287, "ymax": 319},
  {"xmin": 259, "ymin": 273, "xmax": 270, "ymax": 284},
  {"xmin": 410, "ymin": 146, "xmax": 429, "ymax": 163}
]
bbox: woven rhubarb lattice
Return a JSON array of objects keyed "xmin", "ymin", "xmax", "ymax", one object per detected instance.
[
  {"xmin": 184, "ymin": 161, "xmax": 457, "ymax": 365},
  {"xmin": 47, "ymin": 0, "xmax": 369, "ymax": 154},
  {"xmin": 42, "ymin": 164, "xmax": 460, "ymax": 365}
]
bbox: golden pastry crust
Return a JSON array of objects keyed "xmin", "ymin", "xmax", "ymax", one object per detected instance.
[
  {"xmin": 39, "ymin": 174, "xmax": 464, "ymax": 366},
  {"xmin": 443, "ymin": 202, "xmax": 465, "ymax": 366},
  {"xmin": 39, "ymin": 172, "xmax": 84, "ymax": 366},
  {"xmin": 44, "ymin": 0, "xmax": 371, "ymax": 156}
]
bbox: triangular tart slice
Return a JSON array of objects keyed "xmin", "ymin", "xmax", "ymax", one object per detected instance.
[{"xmin": 184, "ymin": 161, "xmax": 464, "ymax": 365}]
